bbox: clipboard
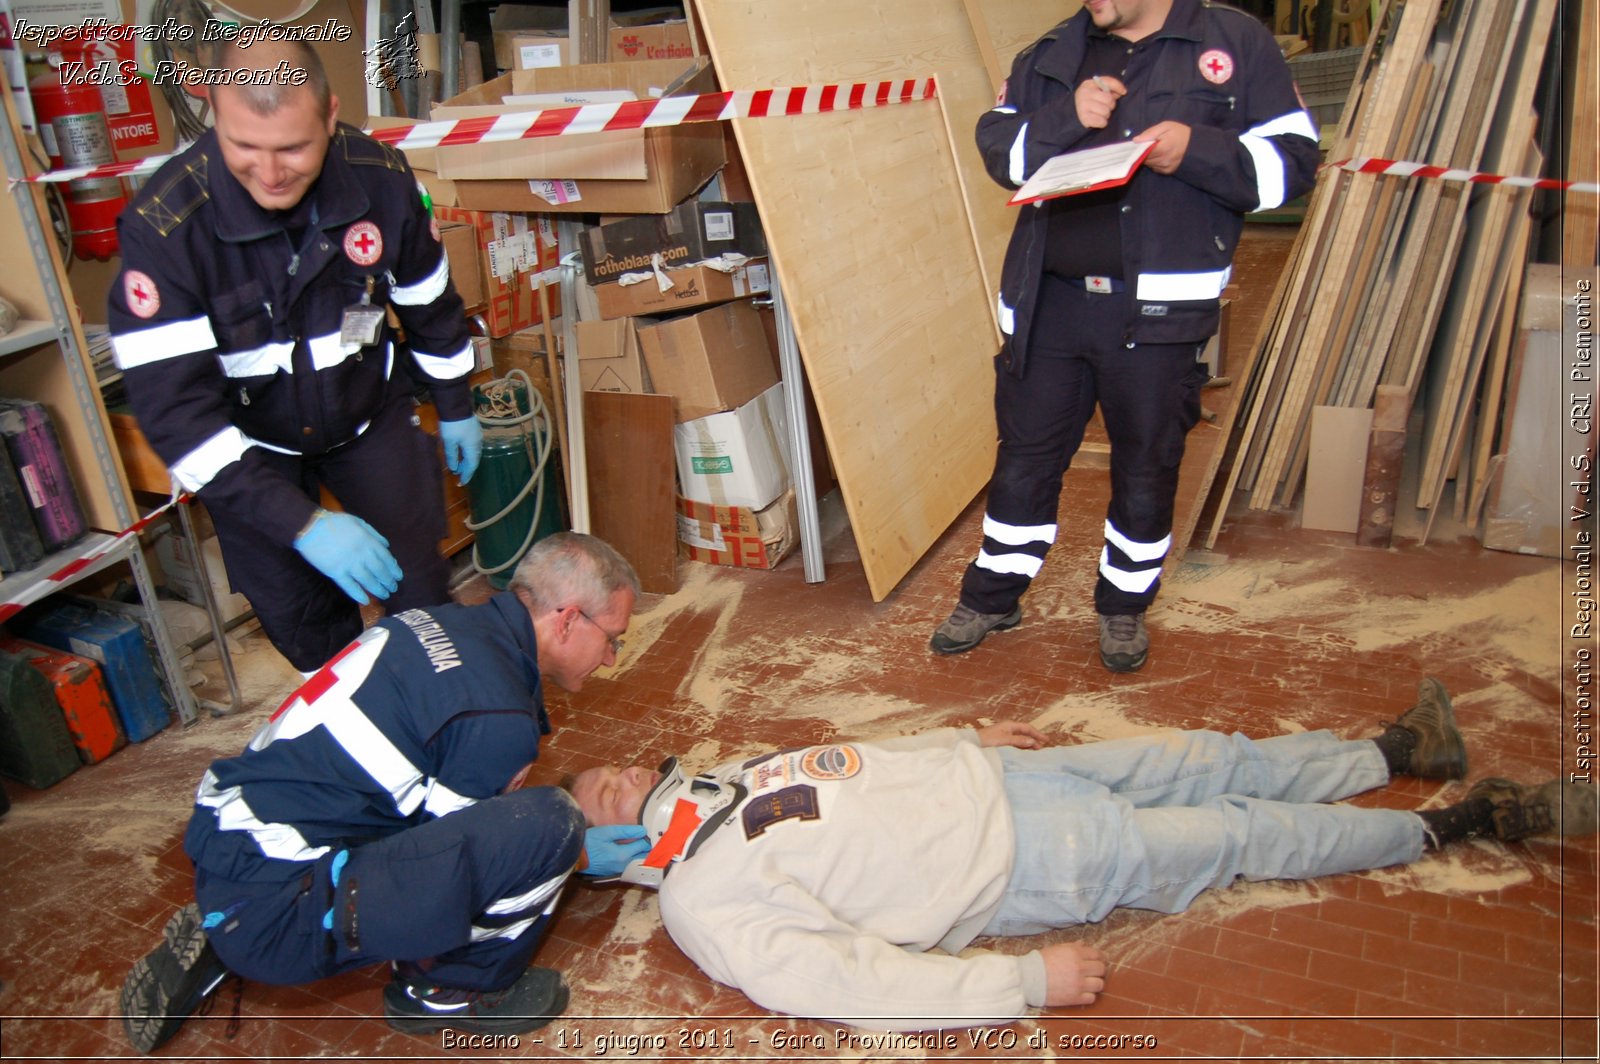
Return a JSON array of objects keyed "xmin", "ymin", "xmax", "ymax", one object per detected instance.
[{"xmin": 1008, "ymin": 140, "xmax": 1156, "ymax": 206}]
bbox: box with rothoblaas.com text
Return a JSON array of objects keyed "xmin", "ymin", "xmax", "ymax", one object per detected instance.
[{"xmin": 579, "ymin": 201, "xmax": 766, "ymax": 286}]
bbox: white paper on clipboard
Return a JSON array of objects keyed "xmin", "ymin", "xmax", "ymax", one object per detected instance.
[{"xmin": 1008, "ymin": 140, "xmax": 1155, "ymax": 206}]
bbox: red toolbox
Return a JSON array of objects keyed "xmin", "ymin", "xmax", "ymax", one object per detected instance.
[{"xmin": 0, "ymin": 637, "xmax": 126, "ymax": 765}]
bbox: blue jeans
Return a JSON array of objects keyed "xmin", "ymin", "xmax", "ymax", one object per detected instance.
[{"xmin": 982, "ymin": 729, "xmax": 1424, "ymax": 936}]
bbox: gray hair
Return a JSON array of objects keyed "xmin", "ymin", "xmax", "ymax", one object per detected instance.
[
  {"xmin": 211, "ymin": 35, "xmax": 332, "ymax": 118},
  {"xmin": 510, "ymin": 532, "xmax": 641, "ymax": 615}
]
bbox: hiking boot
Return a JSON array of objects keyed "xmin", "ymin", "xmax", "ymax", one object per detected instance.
[
  {"xmin": 1098, "ymin": 612, "xmax": 1148, "ymax": 673},
  {"xmin": 1466, "ymin": 778, "xmax": 1600, "ymax": 842},
  {"xmin": 929, "ymin": 604, "xmax": 1022, "ymax": 655},
  {"xmin": 384, "ymin": 966, "xmax": 569, "ymax": 1036},
  {"xmin": 120, "ymin": 902, "xmax": 233, "ymax": 1054},
  {"xmin": 1387, "ymin": 677, "xmax": 1468, "ymax": 780}
]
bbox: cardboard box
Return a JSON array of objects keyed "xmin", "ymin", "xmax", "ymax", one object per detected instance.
[
  {"xmin": 674, "ymin": 383, "xmax": 791, "ymax": 510},
  {"xmin": 637, "ymin": 300, "xmax": 779, "ymax": 421},
  {"xmin": 490, "ymin": 329, "xmax": 561, "ymax": 416},
  {"xmin": 676, "ymin": 489, "xmax": 797, "ymax": 569},
  {"xmin": 579, "ymin": 201, "xmax": 766, "ymax": 285},
  {"xmin": 491, "ymin": 3, "xmax": 568, "ymax": 70},
  {"xmin": 595, "ymin": 259, "xmax": 770, "ymax": 320},
  {"xmin": 153, "ymin": 527, "xmax": 252, "ymax": 624},
  {"xmin": 427, "ymin": 58, "xmax": 714, "ymax": 182},
  {"xmin": 575, "ymin": 319, "xmax": 651, "ymax": 393},
  {"xmin": 404, "ymin": 59, "xmax": 725, "ymax": 216},
  {"xmin": 438, "ymin": 221, "xmax": 485, "ymax": 309},
  {"xmin": 433, "ymin": 207, "xmax": 560, "ymax": 337},
  {"xmin": 611, "ymin": 20, "xmax": 696, "ymax": 63},
  {"xmin": 510, "ymin": 31, "xmax": 571, "ymax": 70}
]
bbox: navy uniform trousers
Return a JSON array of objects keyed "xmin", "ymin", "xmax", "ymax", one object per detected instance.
[
  {"xmin": 208, "ymin": 394, "xmax": 451, "ymax": 673},
  {"xmin": 195, "ymin": 787, "xmax": 584, "ymax": 993},
  {"xmin": 960, "ymin": 274, "xmax": 1208, "ymax": 617}
]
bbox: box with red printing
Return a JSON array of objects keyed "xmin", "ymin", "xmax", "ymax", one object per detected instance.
[
  {"xmin": 675, "ymin": 490, "xmax": 797, "ymax": 570},
  {"xmin": 432, "ymin": 206, "xmax": 561, "ymax": 337}
]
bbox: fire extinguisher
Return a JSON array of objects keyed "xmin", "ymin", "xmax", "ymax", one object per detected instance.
[{"xmin": 28, "ymin": 44, "xmax": 127, "ymax": 261}]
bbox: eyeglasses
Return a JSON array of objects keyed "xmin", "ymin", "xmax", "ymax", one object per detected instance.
[{"xmin": 577, "ymin": 609, "xmax": 626, "ymax": 656}]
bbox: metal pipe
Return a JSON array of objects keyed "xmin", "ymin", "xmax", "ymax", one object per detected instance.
[{"xmin": 769, "ymin": 264, "xmax": 825, "ymax": 583}]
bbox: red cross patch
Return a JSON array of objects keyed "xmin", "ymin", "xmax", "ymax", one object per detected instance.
[
  {"xmin": 124, "ymin": 270, "xmax": 160, "ymax": 319},
  {"xmin": 343, "ymin": 221, "xmax": 384, "ymax": 266},
  {"xmin": 1199, "ymin": 49, "xmax": 1235, "ymax": 84}
]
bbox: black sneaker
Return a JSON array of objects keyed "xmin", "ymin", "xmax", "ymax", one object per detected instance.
[
  {"xmin": 120, "ymin": 902, "xmax": 234, "ymax": 1054},
  {"xmin": 1383, "ymin": 677, "xmax": 1468, "ymax": 780},
  {"xmin": 1466, "ymin": 778, "xmax": 1600, "ymax": 842},
  {"xmin": 384, "ymin": 966, "xmax": 569, "ymax": 1036},
  {"xmin": 1098, "ymin": 612, "xmax": 1148, "ymax": 673},
  {"xmin": 930, "ymin": 604, "xmax": 1022, "ymax": 655}
]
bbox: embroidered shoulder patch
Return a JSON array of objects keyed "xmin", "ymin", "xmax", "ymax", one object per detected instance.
[
  {"xmin": 800, "ymin": 744, "xmax": 862, "ymax": 781},
  {"xmin": 742, "ymin": 784, "xmax": 819, "ymax": 838},
  {"xmin": 123, "ymin": 270, "xmax": 160, "ymax": 318}
]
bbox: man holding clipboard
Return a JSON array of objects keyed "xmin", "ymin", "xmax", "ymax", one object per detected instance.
[{"xmin": 931, "ymin": 0, "xmax": 1319, "ymax": 671}]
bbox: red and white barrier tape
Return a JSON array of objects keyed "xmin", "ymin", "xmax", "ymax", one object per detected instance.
[
  {"xmin": 24, "ymin": 78, "xmax": 939, "ymax": 185},
  {"xmin": 1331, "ymin": 156, "xmax": 1600, "ymax": 193},
  {"xmin": 0, "ymin": 492, "xmax": 182, "ymax": 623}
]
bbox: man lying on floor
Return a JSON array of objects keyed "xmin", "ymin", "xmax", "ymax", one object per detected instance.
[{"xmin": 566, "ymin": 679, "xmax": 1596, "ymax": 1032}]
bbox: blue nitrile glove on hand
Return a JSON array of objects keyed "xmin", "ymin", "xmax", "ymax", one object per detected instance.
[
  {"xmin": 439, "ymin": 416, "xmax": 484, "ymax": 486},
  {"xmin": 582, "ymin": 824, "xmax": 651, "ymax": 877},
  {"xmin": 294, "ymin": 509, "xmax": 403, "ymax": 605}
]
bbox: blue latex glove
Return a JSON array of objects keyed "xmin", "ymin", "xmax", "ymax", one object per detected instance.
[
  {"xmin": 582, "ymin": 824, "xmax": 651, "ymax": 877},
  {"xmin": 294, "ymin": 510, "xmax": 403, "ymax": 605},
  {"xmin": 438, "ymin": 416, "xmax": 484, "ymax": 486}
]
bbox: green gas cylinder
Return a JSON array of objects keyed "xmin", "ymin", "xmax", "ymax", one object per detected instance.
[{"xmin": 467, "ymin": 373, "xmax": 565, "ymax": 590}]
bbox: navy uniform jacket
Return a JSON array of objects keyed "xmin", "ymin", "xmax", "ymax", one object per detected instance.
[
  {"xmin": 107, "ymin": 124, "xmax": 474, "ymax": 547},
  {"xmin": 184, "ymin": 593, "xmax": 551, "ymax": 885},
  {"xmin": 977, "ymin": 0, "xmax": 1320, "ymax": 370}
]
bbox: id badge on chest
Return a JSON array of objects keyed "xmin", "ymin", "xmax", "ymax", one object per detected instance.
[{"xmin": 341, "ymin": 276, "xmax": 384, "ymax": 347}]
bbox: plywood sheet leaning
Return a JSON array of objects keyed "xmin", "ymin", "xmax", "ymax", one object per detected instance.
[
  {"xmin": 1254, "ymin": 0, "xmax": 1491, "ymax": 505},
  {"xmin": 1565, "ymin": 0, "xmax": 1598, "ymax": 270},
  {"xmin": 1378, "ymin": 0, "xmax": 1531, "ymax": 402},
  {"xmin": 1226, "ymin": 0, "xmax": 1436, "ymax": 509},
  {"xmin": 937, "ymin": 68, "xmax": 1010, "ymax": 337},
  {"xmin": 1414, "ymin": 0, "xmax": 1556, "ymax": 504},
  {"xmin": 1465, "ymin": 226, "xmax": 1534, "ymax": 529},
  {"xmin": 693, "ymin": 0, "xmax": 1008, "ymax": 601}
]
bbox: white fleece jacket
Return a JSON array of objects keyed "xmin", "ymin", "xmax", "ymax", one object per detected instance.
[{"xmin": 656, "ymin": 728, "xmax": 1048, "ymax": 1031}]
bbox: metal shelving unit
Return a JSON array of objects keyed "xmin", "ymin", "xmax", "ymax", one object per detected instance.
[{"xmin": 0, "ymin": 72, "xmax": 199, "ymax": 727}]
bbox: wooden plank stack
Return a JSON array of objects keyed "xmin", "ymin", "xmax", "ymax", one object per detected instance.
[{"xmin": 1207, "ymin": 0, "xmax": 1566, "ymax": 548}]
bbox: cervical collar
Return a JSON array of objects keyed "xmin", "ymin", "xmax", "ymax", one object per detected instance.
[{"xmin": 615, "ymin": 757, "xmax": 746, "ymax": 888}]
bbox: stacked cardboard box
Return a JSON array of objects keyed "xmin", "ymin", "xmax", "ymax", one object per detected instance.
[
  {"xmin": 574, "ymin": 319, "xmax": 651, "ymax": 394},
  {"xmin": 583, "ymin": 200, "xmax": 769, "ymax": 319},
  {"xmin": 626, "ymin": 299, "xmax": 796, "ymax": 569},
  {"xmin": 432, "ymin": 207, "xmax": 559, "ymax": 337},
  {"xmin": 611, "ymin": 20, "xmax": 695, "ymax": 63},
  {"xmin": 379, "ymin": 58, "xmax": 726, "ymax": 216}
]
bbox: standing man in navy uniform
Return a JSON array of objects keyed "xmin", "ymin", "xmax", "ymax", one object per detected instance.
[
  {"xmin": 119, "ymin": 532, "xmax": 649, "ymax": 1051},
  {"xmin": 108, "ymin": 34, "xmax": 483, "ymax": 674},
  {"xmin": 931, "ymin": 0, "xmax": 1319, "ymax": 670}
]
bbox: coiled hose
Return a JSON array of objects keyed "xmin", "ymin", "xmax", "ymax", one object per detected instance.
[{"xmin": 466, "ymin": 369, "xmax": 554, "ymax": 580}]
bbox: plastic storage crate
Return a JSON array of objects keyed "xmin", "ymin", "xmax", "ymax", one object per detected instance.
[{"xmin": 19, "ymin": 601, "xmax": 173, "ymax": 743}]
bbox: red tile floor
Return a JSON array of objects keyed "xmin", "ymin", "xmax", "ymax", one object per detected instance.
[{"xmin": 1, "ymin": 230, "xmax": 1594, "ymax": 1061}]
